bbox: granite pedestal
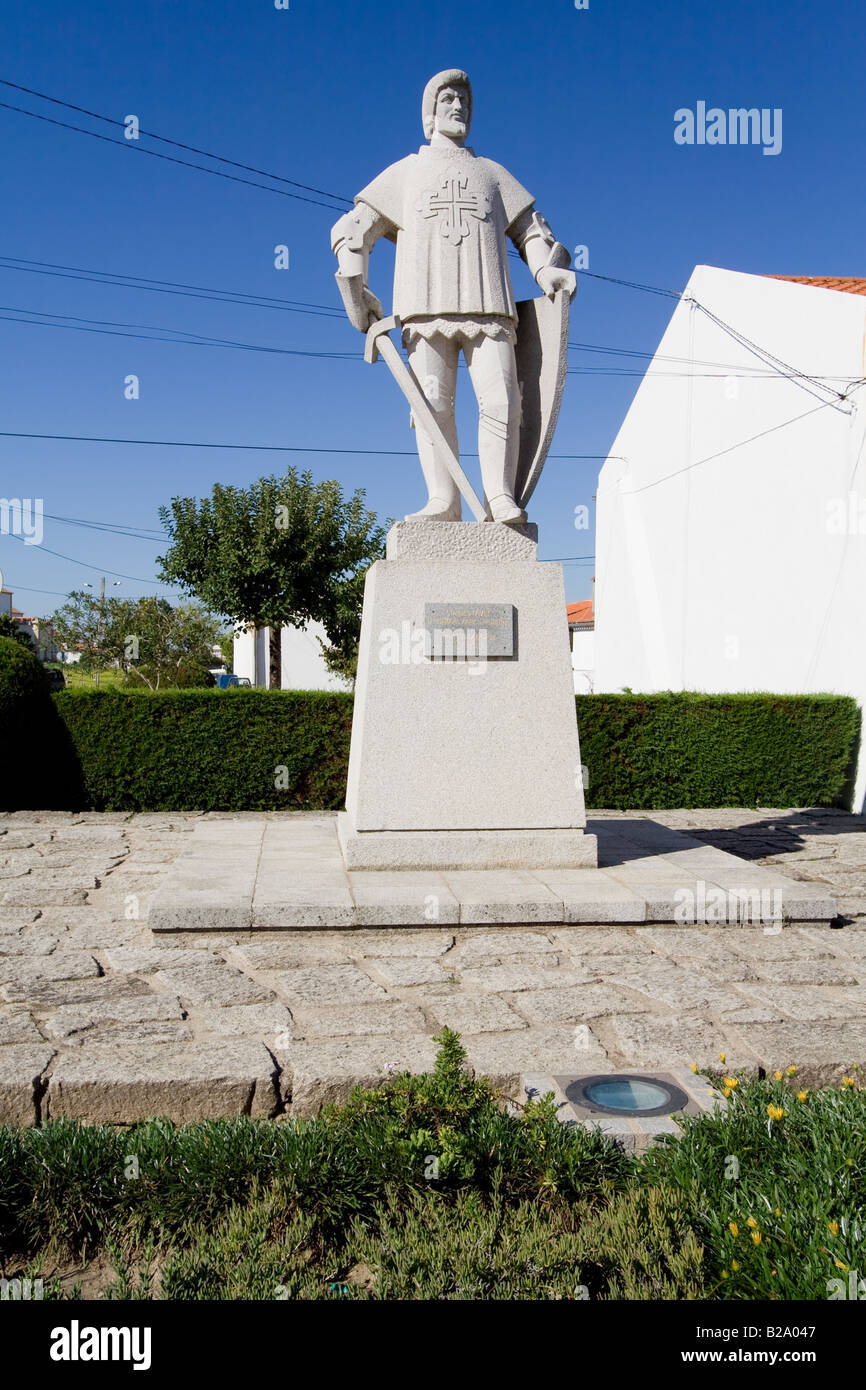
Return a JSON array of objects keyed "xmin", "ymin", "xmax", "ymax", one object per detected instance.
[{"xmin": 338, "ymin": 520, "xmax": 597, "ymax": 871}]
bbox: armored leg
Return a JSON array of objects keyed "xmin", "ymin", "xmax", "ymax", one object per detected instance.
[
  {"xmin": 404, "ymin": 331, "xmax": 462, "ymax": 521},
  {"xmin": 464, "ymin": 334, "xmax": 525, "ymax": 523}
]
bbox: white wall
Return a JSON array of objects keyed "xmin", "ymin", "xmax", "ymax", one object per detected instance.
[
  {"xmin": 595, "ymin": 265, "xmax": 866, "ymax": 809},
  {"xmin": 280, "ymin": 620, "xmax": 351, "ymax": 691},
  {"xmin": 233, "ymin": 621, "xmax": 351, "ymax": 691},
  {"xmin": 571, "ymin": 629, "xmax": 594, "ymax": 693},
  {"xmin": 233, "ymin": 626, "xmax": 256, "ymax": 684}
]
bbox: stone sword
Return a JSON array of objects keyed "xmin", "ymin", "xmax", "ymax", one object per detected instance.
[{"xmin": 364, "ymin": 314, "xmax": 489, "ymax": 523}]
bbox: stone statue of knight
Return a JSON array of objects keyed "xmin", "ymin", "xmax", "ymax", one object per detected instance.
[{"xmin": 331, "ymin": 68, "xmax": 576, "ymax": 525}]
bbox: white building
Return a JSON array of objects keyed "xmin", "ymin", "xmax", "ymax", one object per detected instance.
[
  {"xmin": 567, "ymin": 599, "xmax": 594, "ymax": 693},
  {"xmin": 595, "ymin": 267, "xmax": 866, "ymax": 810},
  {"xmin": 233, "ymin": 621, "xmax": 352, "ymax": 691}
]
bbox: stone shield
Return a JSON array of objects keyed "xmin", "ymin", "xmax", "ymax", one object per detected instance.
[{"xmin": 513, "ymin": 288, "xmax": 571, "ymax": 509}]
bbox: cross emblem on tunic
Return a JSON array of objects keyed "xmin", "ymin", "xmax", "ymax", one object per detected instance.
[{"xmin": 417, "ymin": 168, "xmax": 490, "ymax": 245}]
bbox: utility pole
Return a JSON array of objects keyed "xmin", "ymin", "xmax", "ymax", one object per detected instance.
[{"xmin": 85, "ymin": 578, "xmax": 119, "ymax": 687}]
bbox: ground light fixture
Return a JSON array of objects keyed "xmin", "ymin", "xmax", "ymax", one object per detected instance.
[
  {"xmin": 521, "ymin": 1068, "xmax": 720, "ymax": 1153},
  {"xmin": 564, "ymin": 1072, "xmax": 691, "ymax": 1118}
]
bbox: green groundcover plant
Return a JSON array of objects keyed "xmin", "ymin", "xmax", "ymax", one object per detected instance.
[{"xmin": 0, "ymin": 1033, "xmax": 862, "ymax": 1301}]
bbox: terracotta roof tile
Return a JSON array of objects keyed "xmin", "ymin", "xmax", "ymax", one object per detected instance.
[
  {"xmin": 768, "ymin": 276, "xmax": 866, "ymax": 297},
  {"xmin": 567, "ymin": 599, "xmax": 593, "ymax": 625}
]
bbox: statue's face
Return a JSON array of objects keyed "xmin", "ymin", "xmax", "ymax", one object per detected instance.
[{"xmin": 434, "ymin": 85, "xmax": 470, "ymax": 140}]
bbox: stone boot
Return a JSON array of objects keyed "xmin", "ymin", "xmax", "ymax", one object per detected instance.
[{"xmin": 404, "ymin": 496, "xmax": 463, "ymax": 522}]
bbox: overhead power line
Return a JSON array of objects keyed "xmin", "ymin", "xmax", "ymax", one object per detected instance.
[
  {"xmin": 623, "ymin": 389, "xmax": 865, "ymax": 497},
  {"xmin": 0, "ymin": 78, "xmax": 351, "ymax": 203},
  {"xmin": 0, "ymin": 428, "xmax": 612, "ymax": 459},
  {"xmin": 0, "ymin": 78, "xmax": 351, "ymax": 204},
  {"xmin": 1, "ymin": 584, "xmax": 74, "ymax": 598},
  {"xmin": 0, "ymin": 97, "xmax": 348, "ymax": 212},
  {"xmin": 0, "ymin": 304, "xmax": 357, "ymax": 358},
  {"xmin": 2, "ymin": 300, "xmax": 855, "ymax": 383},
  {"xmin": 0, "ymin": 254, "xmax": 343, "ymax": 317},
  {"xmin": 1, "ymin": 529, "xmax": 167, "ymax": 585},
  {"xmin": 41, "ymin": 512, "xmax": 165, "ymax": 542},
  {"xmin": 687, "ymin": 298, "xmax": 849, "ymax": 409},
  {"xmin": 577, "ymin": 269, "xmax": 681, "ymax": 298}
]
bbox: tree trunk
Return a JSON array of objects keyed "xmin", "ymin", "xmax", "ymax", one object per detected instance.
[{"xmin": 269, "ymin": 626, "xmax": 282, "ymax": 689}]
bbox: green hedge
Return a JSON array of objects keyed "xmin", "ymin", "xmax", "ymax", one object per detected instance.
[
  {"xmin": 0, "ymin": 637, "xmax": 86, "ymax": 810},
  {"xmin": 47, "ymin": 688, "xmax": 354, "ymax": 812},
  {"xmin": 575, "ymin": 692, "xmax": 860, "ymax": 809},
  {"xmin": 3, "ymin": 687, "xmax": 859, "ymax": 812}
]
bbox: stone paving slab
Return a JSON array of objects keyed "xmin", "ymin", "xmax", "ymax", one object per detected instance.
[
  {"xmin": 147, "ymin": 815, "xmax": 836, "ymax": 931},
  {"xmin": 0, "ymin": 808, "xmax": 864, "ymax": 1123},
  {"xmin": 47, "ymin": 1040, "xmax": 279, "ymax": 1123}
]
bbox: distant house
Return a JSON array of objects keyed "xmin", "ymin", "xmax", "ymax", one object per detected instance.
[
  {"xmin": 595, "ymin": 265, "xmax": 866, "ymax": 810},
  {"xmin": 1, "ymin": 591, "xmax": 71, "ymax": 661},
  {"xmin": 15, "ymin": 614, "xmax": 61, "ymax": 662},
  {"xmin": 567, "ymin": 598, "xmax": 594, "ymax": 694},
  {"xmin": 233, "ymin": 621, "xmax": 352, "ymax": 691}
]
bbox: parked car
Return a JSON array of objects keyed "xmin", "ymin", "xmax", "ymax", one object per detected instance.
[
  {"xmin": 215, "ymin": 672, "xmax": 252, "ymax": 689},
  {"xmin": 44, "ymin": 667, "xmax": 66, "ymax": 691}
]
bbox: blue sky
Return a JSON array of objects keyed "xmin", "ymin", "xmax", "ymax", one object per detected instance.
[{"xmin": 1, "ymin": 0, "xmax": 864, "ymax": 616}]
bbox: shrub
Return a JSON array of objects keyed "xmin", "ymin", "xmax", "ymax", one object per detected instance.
[
  {"xmin": 51, "ymin": 687, "xmax": 353, "ymax": 811},
  {"xmin": 0, "ymin": 632, "xmax": 49, "ymax": 715},
  {"xmin": 7, "ymin": 685, "xmax": 859, "ymax": 811},
  {"xmin": 0, "ymin": 636, "xmax": 84, "ymax": 810},
  {"xmin": 575, "ymin": 691, "xmax": 859, "ymax": 809},
  {"xmin": 4, "ymin": 1036, "xmax": 862, "ymax": 1301}
]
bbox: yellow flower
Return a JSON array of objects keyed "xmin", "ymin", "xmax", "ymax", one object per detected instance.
[
  {"xmin": 842, "ymin": 1077, "xmax": 855, "ymax": 1088},
  {"xmin": 746, "ymin": 1216, "xmax": 758, "ymax": 1229},
  {"xmin": 723, "ymin": 1087, "xmax": 731, "ymax": 1098},
  {"xmin": 719, "ymin": 1053, "xmax": 726, "ymax": 1063},
  {"xmin": 797, "ymin": 1090, "xmax": 809, "ymax": 1102},
  {"xmin": 786, "ymin": 1065, "xmax": 797, "ymax": 1076},
  {"xmin": 767, "ymin": 1104, "xmax": 785, "ymax": 1121},
  {"xmin": 835, "ymin": 1259, "xmax": 847, "ymax": 1271},
  {"xmin": 751, "ymin": 1230, "xmax": 762, "ymax": 1245},
  {"xmin": 729, "ymin": 1221, "xmax": 739, "ymax": 1237},
  {"xmin": 690, "ymin": 1063, "xmax": 698, "ymax": 1073},
  {"xmin": 721, "ymin": 1269, "xmax": 729, "ymax": 1280},
  {"xmin": 723, "ymin": 1077, "xmax": 738, "ymax": 1089},
  {"xmin": 731, "ymin": 1259, "xmax": 739, "ymax": 1270},
  {"xmin": 773, "ymin": 1070, "xmax": 783, "ymax": 1081},
  {"xmin": 774, "ymin": 1208, "xmax": 782, "ymax": 1217},
  {"xmin": 829, "ymin": 1220, "xmax": 839, "ymax": 1236}
]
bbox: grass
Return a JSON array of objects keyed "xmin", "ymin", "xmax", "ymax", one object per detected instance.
[
  {"xmin": 50, "ymin": 664, "xmax": 126, "ymax": 690},
  {"xmin": 0, "ymin": 1033, "xmax": 863, "ymax": 1301}
]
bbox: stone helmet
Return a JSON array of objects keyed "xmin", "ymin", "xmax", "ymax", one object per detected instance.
[{"xmin": 422, "ymin": 69, "xmax": 472, "ymax": 140}]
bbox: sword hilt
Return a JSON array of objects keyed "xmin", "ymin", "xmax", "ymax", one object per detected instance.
[{"xmin": 364, "ymin": 314, "xmax": 401, "ymax": 364}]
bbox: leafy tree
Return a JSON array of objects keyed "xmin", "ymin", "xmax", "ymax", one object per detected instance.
[
  {"xmin": 0, "ymin": 612, "xmax": 35, "ymax": 652},
  {"xmin": 109, "ymin": 597, "xmax": 221, "ymax": 689},
  {"xmin": 48, "ymin": 593, "xmax": 221, "ymax": 689},
  {"xmin": 157, "ymin": 468, "xmax": 387, "ymax": 686},
  {"xmin": 316, "ymin": 568, "xmax": 367, "ymax": 686},
  {"xmin": 216, "ymin": 631, "xmax": 235, "ymax": 671},
  {"xmin": 47, "ymin": 590, "xmax": 110, "ymax": 675}
]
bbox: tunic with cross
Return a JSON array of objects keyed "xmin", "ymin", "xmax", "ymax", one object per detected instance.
[{"xmin": 354, "ymin": 142, "xmax": 535, "ymax": 324}]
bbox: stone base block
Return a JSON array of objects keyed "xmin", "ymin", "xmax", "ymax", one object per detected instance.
[{"xmin": 337, "ymin": 812, "xmax": 598, "ymax": 871}]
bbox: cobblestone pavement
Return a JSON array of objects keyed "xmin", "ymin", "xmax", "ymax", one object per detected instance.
[{"xmin": 1, "ymin": 807, "xmax": 865, "ymax": 1124}]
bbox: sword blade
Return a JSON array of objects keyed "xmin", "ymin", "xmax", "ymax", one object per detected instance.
[{"xmin": 373, "ymin": 332, "xmax": 488, "ymax": 523}]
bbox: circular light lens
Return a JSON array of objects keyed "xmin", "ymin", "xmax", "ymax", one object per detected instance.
[{"xmin": 584, "ymin": 1079, "xmax": 671, "ymax": 1112}]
